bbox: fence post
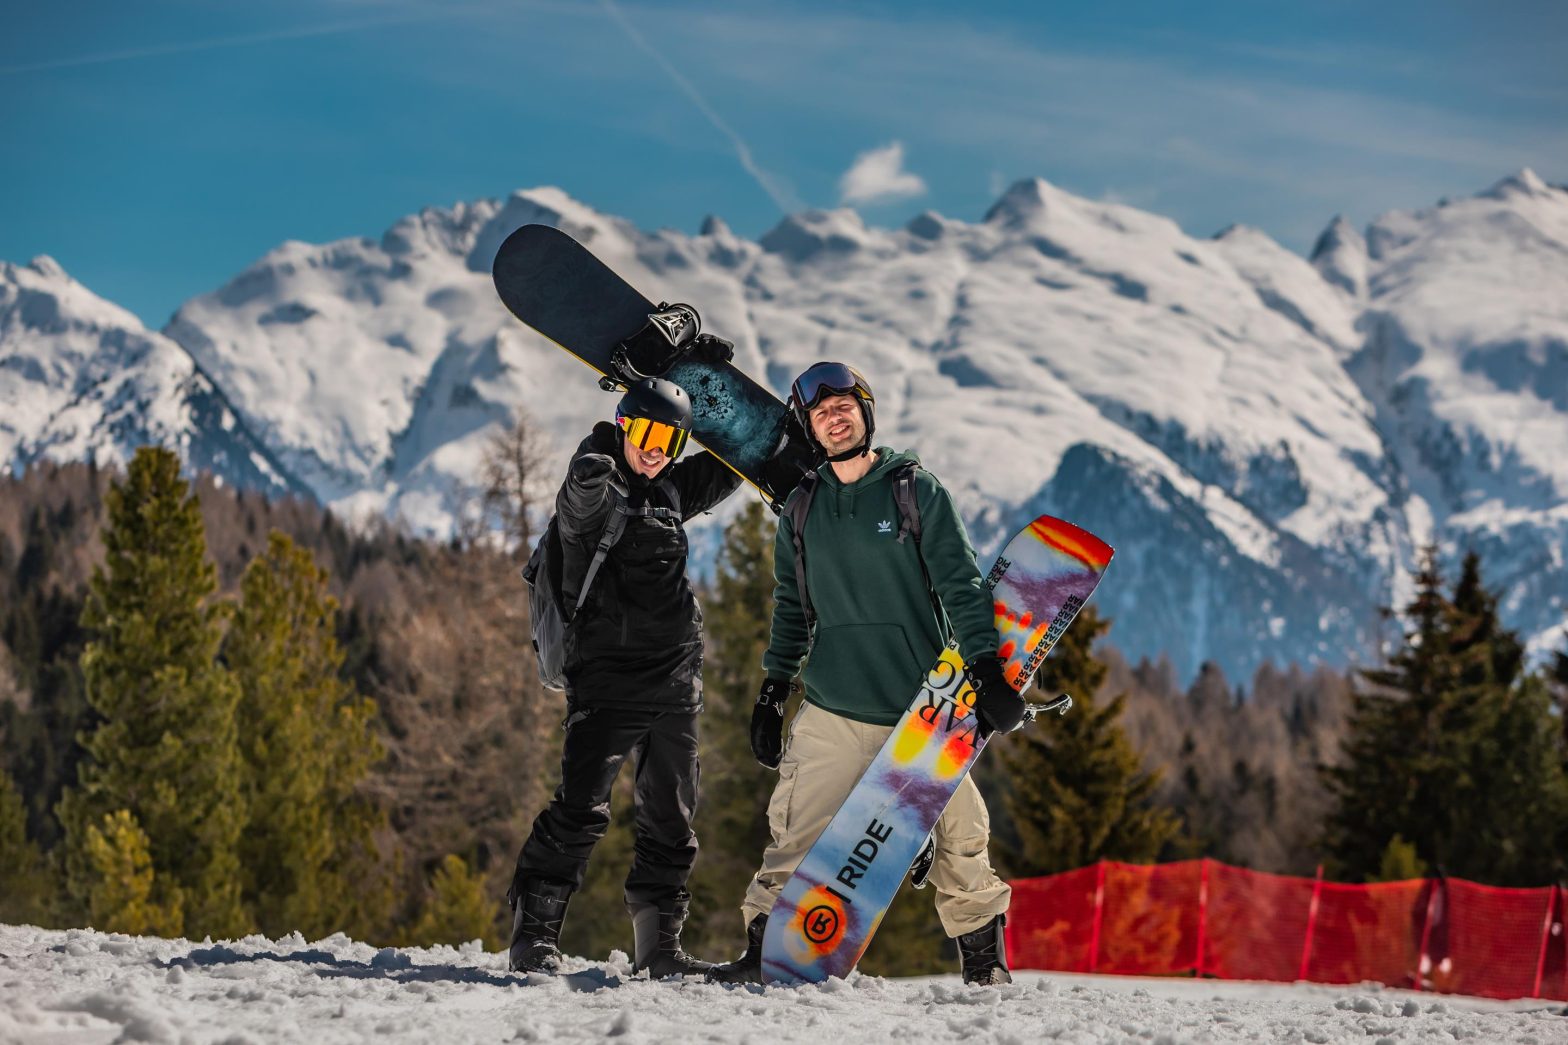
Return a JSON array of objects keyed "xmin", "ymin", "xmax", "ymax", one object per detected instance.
[
  {"xmin": 1298, "ymin": 863, "xmax": 1324, "ymax": 983},
  {"xmin": 1415, "ymin": 877, "xmax": 1440, "ymax": 993},
  {"xmin": 1194, "ymin": 858, "xmax": 1210, "ymax": 977},
  {"xmin": 1088, "ymin": 860, "xmax": 1106, "ymax": 974},
  {"xmin": 1535, "ymin": 885, "xmax": 1558, "ymax": 1000}
]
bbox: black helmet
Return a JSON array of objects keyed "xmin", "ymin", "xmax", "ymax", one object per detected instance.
[
  {"xmin": 789, "ymin": 361, "xmax": 875, "ymax": 459},
  {"xmin": 615, "ymin": 378, "xmax": 693, "ymax": 458}
]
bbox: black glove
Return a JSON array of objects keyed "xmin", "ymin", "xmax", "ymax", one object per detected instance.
[
  {"xmin": 751, "ymin": 677, "xmax": 793, "ymax": 769},
  {"xmin": 968, "ymin": 654, "xmax": 1023, "ymax": 736},
  {"xmin": 570, "ymin": 452, "xmax": 616, "ymax": 487}
]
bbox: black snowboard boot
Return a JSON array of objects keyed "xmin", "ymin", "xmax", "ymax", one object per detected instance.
[
  {"xmin": 627, "ymin": 891, "xmax": 713, "ymax": 979},
  {"xmin": 508, "ymin": 878, "xmax": 573, "ymax": 973},
  {"xmin": 956, "ymin": 913, "xmax": 1012, "ymax": 986},
  {"xmin": 705, "ymin": 914, "xmax": 767, "ymax": 984}
]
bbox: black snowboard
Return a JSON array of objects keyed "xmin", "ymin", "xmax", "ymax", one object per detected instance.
[{"xmin": 492, "ymin": 224, "xmax": 818, "ymax": 507}]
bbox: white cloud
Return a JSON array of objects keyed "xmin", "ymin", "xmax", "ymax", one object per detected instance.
[
  {"xmin": 655, "ymin": 5, "xmax": 1566, "ymax": 239},
  {"xmin": 839, "ymin": 142, "xmax": 928, "ymax": 206}
]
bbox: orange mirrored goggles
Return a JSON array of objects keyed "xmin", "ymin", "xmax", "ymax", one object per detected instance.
[{"xmin": 617, "ymin": 413, "xmax": 690, "ymax": 458}]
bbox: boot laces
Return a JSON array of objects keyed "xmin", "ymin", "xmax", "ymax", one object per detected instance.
[
  {"xmin": 962, "ymin": 927, "xmax": 1002, "ymax": 972},
  {"xmin": 657, "ymin": 916, "xmax": 700, "ymax": 962},
  {"xmin": 519, "ymin": 890, "xmax": 567, "ymax": 941}
]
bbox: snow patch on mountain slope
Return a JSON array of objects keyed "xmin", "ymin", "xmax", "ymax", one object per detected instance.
[
  {"xmin": 7, "ymin": 170, "xmax": 1566, "ymax": 682},
  {"xmin": 1, "ymin": 257, "xmax": 298, "ymax": 494}
]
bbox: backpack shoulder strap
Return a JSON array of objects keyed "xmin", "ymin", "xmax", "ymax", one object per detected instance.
[
  {"xmin": 891, "ymin": 463, "xmax": 949, "ymax": 641},
  {"xmin": 573, "ymin": 489, "xmax": 630, "ymax": 615},
  {"xmin": 652, "ymin": 473, "xmax": 682, "ymax": 520},
  {"xmin": 784, "ymin": 470, "xmax": 820, "ymax": 635},
  {"xmin": 891, "ymin": 463, "xmax": 922, "ymax": 547}
]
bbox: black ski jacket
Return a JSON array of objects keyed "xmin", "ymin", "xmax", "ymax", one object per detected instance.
[{"xmin": 558, "ymin": 421, "xmax": 743, "ymax": 709}]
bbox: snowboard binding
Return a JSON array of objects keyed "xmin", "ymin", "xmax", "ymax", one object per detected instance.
[
  {"xmin": 607, "ymin": 302, "xmax": 736, "ymax": 387},
  {"xmin": 1021, "ymin": 692, "xmax": 1073, "ymax": 723}
]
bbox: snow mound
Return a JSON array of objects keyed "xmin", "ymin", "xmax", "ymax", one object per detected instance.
[{"xmin": 0, "ymin": 925, "xmax": 1555, "ymax": 1044}]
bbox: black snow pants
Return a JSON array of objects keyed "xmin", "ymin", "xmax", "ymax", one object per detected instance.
[{"xmin": 511, "ymin": 704, "xmax": 700, "ymax": 905}]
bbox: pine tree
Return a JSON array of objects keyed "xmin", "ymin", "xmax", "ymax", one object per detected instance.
[
  {"xmin": 225, "ymin": 531, "xmax": 390, "ymax": 940},
  {"xmin": 82, "ymin": 809, "xmax": 183, "ymax": 936},
  {"xmin": 1552, "ymin": 647, "xmax": 1568, "ymax": 753},
  {"xmin": 1322, "ymin": 551, "xmax": 1448, "ymax": 883},
  {"xmin": 407, "ymin": 854, "xmax": 499, "ymax": 949},
  {"xmin": 2, "ymin": 494, "xmax": 94, "ymax": 854},
  {"xmin": 995, "ymin": 604, "xmax": 1181, "ymax": 877},
  {"xmin": 1323, "ymin": 549, "xmax": 1568, "ymax": 885},
  {"xmin": 57, "ymin": 447, "xmax": 249, "ymax": 937},
  {"xmin": 0, "ymin": 767, "xmax": 52, "ymax": 924},
  {"xmin": 1373, "ymin": 834, "xmax": 1427, "ymax": 882}
]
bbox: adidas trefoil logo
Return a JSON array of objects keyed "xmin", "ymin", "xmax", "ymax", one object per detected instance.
[{"xmin": 877, "ymin": 520, "xmax": 893, "ymax": 534}]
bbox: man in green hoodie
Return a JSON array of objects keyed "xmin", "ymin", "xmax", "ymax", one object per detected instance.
[{"xmin": 708, "ymin": 361, "xmax": 1024, "ymax": 987}]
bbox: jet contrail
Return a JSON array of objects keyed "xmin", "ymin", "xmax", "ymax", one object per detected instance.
[
  {"xmin": 0, "ymin": 8, "xmax": 466, "ymax": 76},
  {"xmin": 597, "ymin": 0, "xmax": 801, "ymax": 215}
]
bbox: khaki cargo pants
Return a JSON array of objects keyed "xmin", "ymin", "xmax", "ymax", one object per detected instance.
[{"xmin": 741, "ymin": 701, "xmax": 1011, "ymax": 938}]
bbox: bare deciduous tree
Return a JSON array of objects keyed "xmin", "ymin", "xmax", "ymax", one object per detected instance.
[{"xmin": 478, "ymin": 414, "xmax": 552, "ymax": 559}]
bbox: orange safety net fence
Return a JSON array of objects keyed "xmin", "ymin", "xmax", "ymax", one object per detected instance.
[{"xmin": 1005, "ymin": 859, "xmax": 1566, "ymax": 1001}]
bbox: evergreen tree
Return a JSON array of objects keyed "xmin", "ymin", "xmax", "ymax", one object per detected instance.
[
  {"xmin": 57, "ymin": 447, "xmax": 249, "ymax": 937},
  {"xmin": 686, "ymin": 501, "xmax": 789, "ymax": 955},
  {"xmin": 995, "ymin": 604, "xmax": 1181, "ymax": 877},
  {"xmin": 83, "ymin": 809, "xmax": 183, "ymax": 936},
  {"xmin": 225, "ymin": 531, "xmax": 390, "ymax": 940},
  {"xmin": 1323, "ymin": 549, "xmax": 1568, "ymax": 885},
  {"xmin": 407, "ymin": 854, "xmax": 499, "ymax": 949},
  {"xmin": 1548, "ymin": 645, "xmax": 1568, "ymax": 764},
  {"xmin": 0, "ymin": 767, "xmax": 52, "ymax": 924},
  {"xmin": 2, "ymin": 498, "xmax": 93, "ymax": 853},
  {"xmin": 1373, "ymin": 834, "xmax": 1427, "ymax": 882}
]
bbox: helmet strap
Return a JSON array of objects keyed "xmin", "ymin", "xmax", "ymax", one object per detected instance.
[{"xmin": 826, "ymin": 442, "xmax": 870, "ymax": 463}]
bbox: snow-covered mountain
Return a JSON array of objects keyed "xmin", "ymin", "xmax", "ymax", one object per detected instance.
[
  {"xmin": 0, "ymin": 257, "xmax": 301, "ymax": 497},
  {"xmin": 1335, "ymin": 169, "xmax": 1568, "ymax": 663},
  {"xmin": 4, "ymin": 173, "xmax": 1565, "ymax": 684}
]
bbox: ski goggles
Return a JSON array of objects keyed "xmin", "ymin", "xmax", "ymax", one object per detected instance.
[
  {"xmin": 789, "ymin": 361, "xmax": 874, "ymax": 414},
  {"xmin": 617, "ymin": 412, "xmax": 690, "ymax": 458}
]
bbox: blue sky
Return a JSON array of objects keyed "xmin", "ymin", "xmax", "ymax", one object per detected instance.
[{"xmin": 3, "ymin": 0, "xmax": 1564, "ymax": 327}]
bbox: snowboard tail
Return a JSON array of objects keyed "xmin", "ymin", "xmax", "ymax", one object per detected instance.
[{"xmin": 760, "ymin": 515, "xmax": 1113, "ymax": 984}]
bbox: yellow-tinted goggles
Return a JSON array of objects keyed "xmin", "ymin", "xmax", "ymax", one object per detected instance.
[{"xmin": 617, "ymin": 413, "xmax": 689, "ymax": 458}]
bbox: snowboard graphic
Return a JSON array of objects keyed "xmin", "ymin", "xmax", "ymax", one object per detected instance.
[
  {"xmin": 761, "ymin": 515, "xmax": 1113, "ymax": 985},
  {"xmin": 491, "ymin": 224, "xmax": 818, "ymax": 507}
]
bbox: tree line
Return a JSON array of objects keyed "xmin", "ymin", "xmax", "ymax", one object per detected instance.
[{"xmin": 2, "ymin": 432, "xmax": 1565, "ymax": 971}]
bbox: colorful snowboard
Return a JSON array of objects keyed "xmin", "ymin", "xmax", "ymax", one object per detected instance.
[
  {"xmin": 760, "ymin": 515, "xmax": 1113, "ymax": 985},
  {"xmin": 491, "ymin": 224, "xmax": 818, "ymax": 507}
]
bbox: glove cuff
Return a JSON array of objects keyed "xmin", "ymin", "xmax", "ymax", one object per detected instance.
[
  {"xmin": 758, "ymin": 677, "xmax": 795, "ymax": 705},
  {"xmin": 966, "ymin": 654, "xmax": 1012, "ymax": 692}
]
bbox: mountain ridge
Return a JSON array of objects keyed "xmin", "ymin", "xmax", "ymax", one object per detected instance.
[{"xmin": 4, "ymin": 170, "xmax": 1564, "ymax": 683}]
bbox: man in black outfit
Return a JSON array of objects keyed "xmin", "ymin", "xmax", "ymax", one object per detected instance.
[{"xmin": 507, "ymin": 378, "xmax": 743, "ymax": 978}]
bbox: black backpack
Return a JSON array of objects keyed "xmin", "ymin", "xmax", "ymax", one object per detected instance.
[
  {"xmin": 522, "ymin": 483, "xmax": 682, "ymax": 691},
  {"xmin": 784, "ymin": 462, "xmax": 944, "ymax": 641}
]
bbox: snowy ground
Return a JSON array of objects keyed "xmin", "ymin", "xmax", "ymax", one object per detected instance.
[{"xmin": 1, "ymin": 925, "xmax": 1563, "ymax": 1044}]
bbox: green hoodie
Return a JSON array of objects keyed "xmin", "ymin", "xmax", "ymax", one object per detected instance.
[{"xmin": 762, "ymin": 448, "xmax": 999, "ymax": 726}]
